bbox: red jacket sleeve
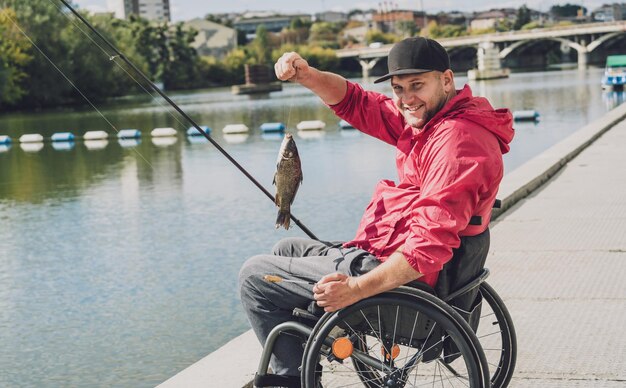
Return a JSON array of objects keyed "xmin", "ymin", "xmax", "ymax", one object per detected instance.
[
  {"xmin": 329, "ymin": 81, "xmax": 405, "ymax": 146},
  {"xmin": 401, "ymin": 120, "xmax": 500, "ymax": 276}
]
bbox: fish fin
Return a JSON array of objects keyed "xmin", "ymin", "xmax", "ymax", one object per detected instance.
[
  {"xmin": 275, "ymin": 192, "xmax": 281, "ymax": 207},
  {"xmin": 276, "ymin": 209, "xmax": 290, "ymax": 229}
]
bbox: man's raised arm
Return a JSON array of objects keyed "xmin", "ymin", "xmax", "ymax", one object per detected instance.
[{"xmin": 275, "ymin": 52, "xmax": 348, "ymax": 106}]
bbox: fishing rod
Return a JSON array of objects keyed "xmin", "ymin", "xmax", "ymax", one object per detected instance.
[{"xmin": 55, "ymin": 0, "xmax": 318, "ymax": 240}]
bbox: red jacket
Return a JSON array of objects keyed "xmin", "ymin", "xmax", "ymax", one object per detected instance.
[{"xmin": 331, "ymin": 82, "xmax": 514, "ymax": 287}]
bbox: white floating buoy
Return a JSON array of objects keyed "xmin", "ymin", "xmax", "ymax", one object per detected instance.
[
  {"xmin": 84, "ymin": 139, "xmax": 108, "ymax": 150},
  {"xmin": 19, "ymin": 134, "xmax": 44, "ymax": 143},
  {"xmin": 296, "ymin": 120, "xmax": 326, "ymax": 131},
  {"xmin": 83, "ymin": 130, "xmax": 109, "ymax": 140},
  {"xmin": 0, "ymin": 135, "xmax": 11, "ymax": 144},
  {"xmin": 20, "ymin": 142, "xmax": 44, "ymax": 152},
  {"xmin": 187, "ymin": 126, "xmax": 211, "ymax": 136},
  {"xmin": 151, "ymin": 127, "xmax": 177, "ymax": 137},
  {"xmin": 51, "ymin": 132, "xmax": 75, "ymax": 142},
  {"xmin": 338, "ymin": 119, "xmax": 355, "ymax": 129},
  {"xmin": 118, "ymin": 129, "xmax": 141, "ymax": 139},
  {"xmin": 260, "ymin": 122, "xmax": 285, "ymax": 133},
  {"xmin": 222, "ymin": 124, "xmax": 249, "ymax": 134},
  {"xmin": 152, "ymin": 137, "xmax": 177, "ymax": 147},
  {"xmin": 513, "ymin": 110, "xmax": 540, "ymax": 121}
]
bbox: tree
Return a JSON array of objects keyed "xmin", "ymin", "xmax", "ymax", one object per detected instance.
[
  {"xmin": 163, "ymin": 23, "xmax": 199, "ymax": 90},
  {"xmin": 0, "ymin": 7, "xmax": 33, "ymax": 107},
  {"xmin": 514, "ymin": 5, "xmax": 532, "ymax": 30},
  {"xmin": 550, "ymin": 4, "xmax": 586, "ymax": 18},
  {"xmin": 249, "ymin": 24, "xmax": 271, "ymax": 65},
  {"xmin": 309, "ymin": 22, "xmax": 341, "ymax": 49}
]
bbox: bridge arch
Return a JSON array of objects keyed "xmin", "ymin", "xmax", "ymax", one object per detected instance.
[
  {"xmin": 499, "ymin": 37, "xmax": 585, "ymax": 59},
  {"xmin": 587, "ymin": 31, "xmax": 626, "ymax": 52}
]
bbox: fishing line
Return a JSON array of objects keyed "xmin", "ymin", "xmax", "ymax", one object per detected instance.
[
  {"xmin": 1, "ymin": 8, "xmax": 155, "ymax": 170},
  {"xmin": 12, "ymin": 0, "xmax": 319, "ymax": 240},
  {"xmin": 46, "ymin": 0, "xmax": 190, "ymax": 132}
]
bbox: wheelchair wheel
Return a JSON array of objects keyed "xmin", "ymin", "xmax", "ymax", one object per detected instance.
[
  {"xmin": 301, "ymin": 289, "xmax": 489, "ymax": 388},
  {"xmin": 477, "ymin": 282, "xmax": 517, "ymax": 388}
]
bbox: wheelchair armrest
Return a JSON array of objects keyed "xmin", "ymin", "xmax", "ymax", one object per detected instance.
[{"xmin": 442, "ymin": 268, "xmax": 490, "ymax": 303}]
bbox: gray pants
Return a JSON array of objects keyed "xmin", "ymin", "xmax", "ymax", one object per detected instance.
[{"xmin": 238, "ymin": 237, "xmax": 379, "ymax": 377}]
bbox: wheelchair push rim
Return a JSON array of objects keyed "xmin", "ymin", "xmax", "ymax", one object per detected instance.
[{"xmin": 301, "ymin": 291, "xmax": 490, "ymax": 388}]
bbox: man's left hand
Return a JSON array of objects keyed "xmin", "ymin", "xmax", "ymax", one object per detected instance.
[{"xmin": 313, "ymin": 273, "xmax": 363, "ymax": 312}]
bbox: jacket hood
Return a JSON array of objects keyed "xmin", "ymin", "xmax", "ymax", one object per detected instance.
[{"xmin": 428, "ymin": 85, "xmax": 514, "ymax": 154}]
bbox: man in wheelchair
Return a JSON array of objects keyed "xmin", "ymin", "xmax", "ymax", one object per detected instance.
[{"xmin": 239, "ymin": 37, "xmax": 514, "ymax": 387}]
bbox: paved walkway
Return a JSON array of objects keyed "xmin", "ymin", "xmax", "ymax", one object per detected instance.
[
  {"xmin": 159, "ymin": 105, "xmax": 626, "ymax": 387},
  {"xmin": 487, "ymin": 119, "xmax": 626, "ymax": 387}
]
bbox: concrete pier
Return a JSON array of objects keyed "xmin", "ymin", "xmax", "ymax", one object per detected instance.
[{"xmin": 159, "ymin": 102, "xmax": 626, "ymax": 387}]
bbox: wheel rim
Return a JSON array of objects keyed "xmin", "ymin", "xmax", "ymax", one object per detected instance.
[{"xmin": 302, "ymin": 294, "xmax": 486, "ymax": 387}]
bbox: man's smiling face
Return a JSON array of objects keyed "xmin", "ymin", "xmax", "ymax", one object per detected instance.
[{"xmin": 391, "ymin": 70, "xmax": 454, "ymax": 130}]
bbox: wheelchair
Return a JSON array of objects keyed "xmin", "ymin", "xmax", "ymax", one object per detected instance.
[
  {"xmin": 254, "ymin": 268, "xmax": 516, "ymax": 387},
  {"xmin": 254, "ymin": 211, "xmax": 516, "ymax": 387}
]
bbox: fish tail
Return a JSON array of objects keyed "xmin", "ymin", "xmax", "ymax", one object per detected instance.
[{"xmin": 275, "ymin": 208, "xmax": 291, "ymax": 230}]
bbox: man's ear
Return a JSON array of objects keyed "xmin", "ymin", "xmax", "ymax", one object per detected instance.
[{"xmin": 442, "ymin": 69, "xmax": 455, "ymax": 92}]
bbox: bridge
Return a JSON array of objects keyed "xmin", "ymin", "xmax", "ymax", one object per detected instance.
[{"xmin": 336, "ymin": 21, "xmax": 626, "ymax": 78}]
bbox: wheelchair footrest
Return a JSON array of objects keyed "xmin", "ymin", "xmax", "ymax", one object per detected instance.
[{"xmin": 254, "ymin": 373, "xmax": 300, "ymax": 387}]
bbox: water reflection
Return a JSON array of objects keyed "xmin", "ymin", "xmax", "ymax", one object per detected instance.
[
  {"xmin": 602, "ymin": 91, "xmax": 626, "ymax": 110},
  {"xmin": 151, "ymin": 136, "xmax": 178, "ymax": 147},
  {"xmin": 84, "ymin": 139, "xmax": 109, "ymax": 150},
  {"xmin": 20, "ymin": 142, "xmax": 44, "ymax": 152},
  {"xmin": 52, "ymin": 141, "xmax": 76, "ymax": 151},
  {"xmin": 119, "ymin": 138, "xmax": 141, "ymax": 148}
]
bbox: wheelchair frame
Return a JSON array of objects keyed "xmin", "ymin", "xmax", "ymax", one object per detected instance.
[{"xmin": 254, "ymin": 268, "xmax": 516, "ymax": 388}]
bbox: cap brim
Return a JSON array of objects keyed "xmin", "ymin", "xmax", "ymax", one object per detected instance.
[{"xmin": 373, "ymin": 68, "xmax": 433, "ymax": 84}]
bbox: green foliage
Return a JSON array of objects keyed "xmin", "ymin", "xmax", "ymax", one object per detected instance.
[
  {"xmin": 248, "ymin": 24, "xmax": 271, "ymax": 65},
  {"xmin": 550, "ymin": 4, "xmax": 586, "ymax": 17},
  {"xmin": 0, "ymin": 8, "xmax": 33, "ymax": 107},
  {"xmin": 309, "ymin": 22, "xmax": 342, "ymax": 48},
  {"xmin": 365, "ymin": 29, "xmax": 399, "ymax": 44},
  {"xmin": 422, "ymin": 21, "xmax": 467, "ymax": 38},
  {"xmin": 521, "ymin": 21, "xmax": 544, "ymax": 30},
  {"xmin": 514, "ymin": 5, "xmax": 532, "ymax": 30}
]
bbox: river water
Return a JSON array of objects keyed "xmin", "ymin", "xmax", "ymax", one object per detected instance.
[{"xmin": 0, "ymin": 68, "xmax": 622, "ymax": 387}]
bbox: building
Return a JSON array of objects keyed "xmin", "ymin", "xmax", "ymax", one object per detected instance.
[
  {"xmin": 233, "ymin": 14, "xmax": 312, "ymax": 36},
  {"xmin": 184, "ymin": 19, "xmax": 237, "ymax": 59},
  {"xmin": 469, "ymin": 9, "xmax": 515, "ymax": 31},
  {"xmin": 108, "ymin": 0, "xmax": 171, "ymax": 22},
  {"xmin": 372, "ymin": 10, "xmax": 429, "ymax": 34},
  {"xmin": 315, "ymin": 11, "xmax": 348, "ymax": 23},
  {"xmin": 593, "ymin": 3, "xmax": 626, "ymax": 22}
]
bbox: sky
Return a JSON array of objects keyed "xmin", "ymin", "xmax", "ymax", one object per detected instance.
[{"xmin": 74, "ymin": 0, "xmax": 608, "ymax": 22}]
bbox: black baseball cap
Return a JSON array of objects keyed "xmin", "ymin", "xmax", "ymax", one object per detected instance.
[{"xmin": 374, "ymin": 37, "xmax": 450, "ymax": 83}]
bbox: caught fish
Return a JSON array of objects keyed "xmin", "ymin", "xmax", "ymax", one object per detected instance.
[{"xmin": 273, "ymin": 133, "xmax": 302, "ymax": 229}]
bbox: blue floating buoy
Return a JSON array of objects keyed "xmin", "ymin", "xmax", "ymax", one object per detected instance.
[
  {"xmin": 118, "ymin": 129, "xmax": 141, "ymax": 139},
  {"xmin": 187, "ymin": 126, "xmax": 211, "ymax": 136},
  {"xmin": 0, "ymin": 135, "xmax": 11, "ymax": 145},
  {"xmin": 339, "ymin": 119, "xmax": 355, "ymax": 129},
  {"xmin": 513, "ymin": 110, "xmax": 540, "ymax": 122},
  {"xmin": 51, "ymin": 132, "xmax": 75, "ymax": 142},
  {"xmin": 260, "ymin": 122, "xmax": 286, "ymax": 133}
]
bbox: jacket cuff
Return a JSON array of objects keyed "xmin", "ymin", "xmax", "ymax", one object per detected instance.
[{"xmin": 402, "ymin": 246, "xmax": 446, "ymax": 276}]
